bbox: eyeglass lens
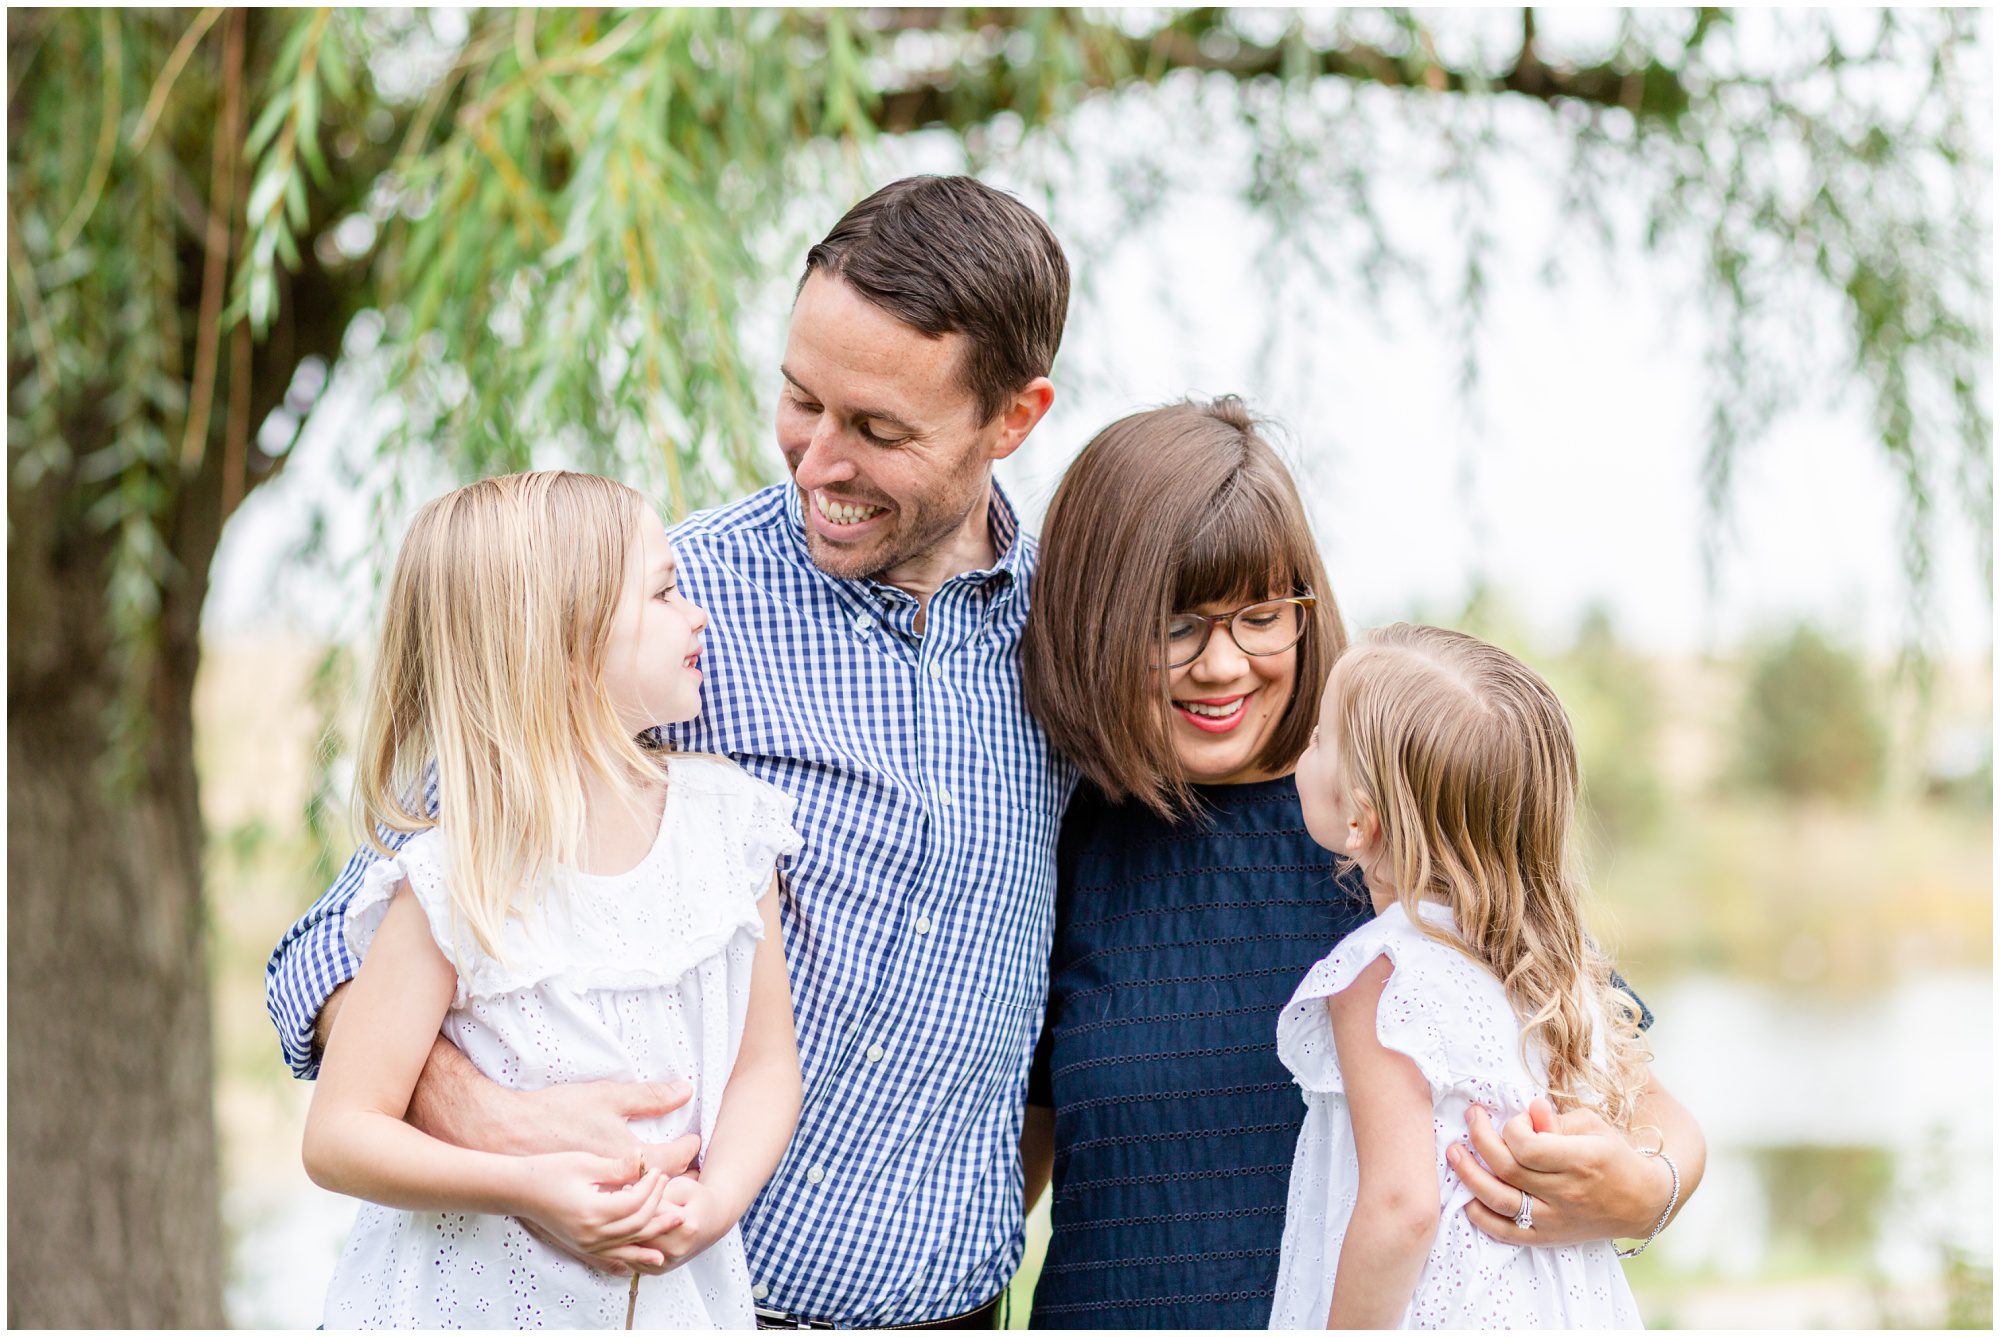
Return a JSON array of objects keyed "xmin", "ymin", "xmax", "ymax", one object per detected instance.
[{"xmin": 1163, "ymin": 599, "xmax": 1305, "ymax": 668}]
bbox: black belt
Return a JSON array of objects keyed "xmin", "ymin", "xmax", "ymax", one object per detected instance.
[{"xmin": 755, "ymin": 1294, "xmax": 1000, "ymax": 1331}]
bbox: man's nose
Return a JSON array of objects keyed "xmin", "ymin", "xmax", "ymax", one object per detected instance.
[{"xmin": 790, "ymin": 416, "xmax": 857, "ymax": 491}]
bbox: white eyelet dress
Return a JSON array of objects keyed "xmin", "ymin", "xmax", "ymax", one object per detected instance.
[
  {"xmin": 1267, "ymin": 901, "xmax": 1643, "ymax": 1330},
  {"xmin": 320, "ymin": 754, "xmax": 801, "ymax": 1330}
]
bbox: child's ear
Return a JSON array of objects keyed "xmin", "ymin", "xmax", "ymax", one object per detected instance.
[{"xmin": 1344, "ymin": 795, "xmax": 1381, "ymax": 857}]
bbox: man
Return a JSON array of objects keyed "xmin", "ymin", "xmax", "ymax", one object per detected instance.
[{"xmin": 267, "ymin": 174, "xmax": 1071, "ymax": 1328}]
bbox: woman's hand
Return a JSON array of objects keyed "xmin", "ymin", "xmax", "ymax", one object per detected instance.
[
  {"xmin": 631, "ymin": 1175, "xmax": 731, "ymax": 1272},
  {"xmin": 513, "ymin": 1151, "xmax": 685, "ymax": 1272},
  {"xmin": 1446, "ymin": 1099, "xmax": 1674, "ymax": 1247}
]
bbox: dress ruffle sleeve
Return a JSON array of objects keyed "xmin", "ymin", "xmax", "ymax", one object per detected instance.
[
  {"xmin": 706, "ymin": 757, "xmax": 802, "ymax": 907},
  {"xmin": 1276, "ymin": 911, "xmax": 1454, "ymax": 1103},
  {"xmin": 339, "ymin": 831, "xmax": 473, "ymax": 1007},
  {"xmin": 341, "ymin": 855, "xmax": 406, "ymax": 966}
]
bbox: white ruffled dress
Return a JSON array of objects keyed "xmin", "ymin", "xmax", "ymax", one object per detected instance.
[
  {"xmin": 320, "ymin": 754, "xmax": 801, "ymax": 1330},
  {"xmin": 1268, "ymin": 901, "xmax": 1643, "ymax": 1330}
]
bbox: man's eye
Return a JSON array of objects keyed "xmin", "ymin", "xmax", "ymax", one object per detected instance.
[{"xmin": 860, "ymin": 424, "xmax": 906, "ymax": 446}]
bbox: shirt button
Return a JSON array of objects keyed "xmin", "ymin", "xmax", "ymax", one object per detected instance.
[
  {"xmin": 853, "ymin": 613, "xmax": 874, "ymax": 634},
  {"xmin": 914, "ymin": 915, "xmax": 932, "ymax": 936},
  {"xmin": 866, "ymin": 1043, "xmax": 885, "ymax": 1063},
  {"xmin": 806, "ymin": 1165, "xmax": 826, "ymax": 1185},
  {"xmin": 927, "ymin": 662, "xmax": 943, "ymax": 679},
  {"xmin": 753, "ymin": 1283, "xmax": 770, "ymax": 1301},
  {"xmin": 939, "ymin": 787, "xmax": 954, "ymax": 806}
]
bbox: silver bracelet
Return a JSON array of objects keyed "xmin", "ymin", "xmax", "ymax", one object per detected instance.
[{"xmin": 1614, "ymin": 1147, "xmax": 1679, "ymax": 1259}]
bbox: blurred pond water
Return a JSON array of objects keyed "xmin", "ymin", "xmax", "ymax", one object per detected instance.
[
  {"xmin": 1630, "ymin": 972, "xmax": 1991, "ymax": 1325},
  {"xmin": 224, "ymin": 970, "xmax": 1991, "ymax": 1328}
]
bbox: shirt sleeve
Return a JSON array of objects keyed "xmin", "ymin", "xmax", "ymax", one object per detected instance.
[
  {"xmin": 1608, "ymin": 968, "xmax": 1654, "ymax": 1032},
  {"xmin": 262, "ymin": 766, "xmax": 439, "ymax": 1079}
]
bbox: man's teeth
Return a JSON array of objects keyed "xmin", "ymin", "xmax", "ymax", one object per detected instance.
[
  {"xmin": 815, "ymin": 492, "xmax": 887, "ymax": 526},
  {"xmin": 1180, "ymin": 698, "xmax": 1245, "ymax": 719}
]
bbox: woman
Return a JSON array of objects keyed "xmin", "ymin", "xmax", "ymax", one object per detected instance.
[{"xmin": 1019, "ymin": 397, "xmax": 1702, "ymax": 1328}]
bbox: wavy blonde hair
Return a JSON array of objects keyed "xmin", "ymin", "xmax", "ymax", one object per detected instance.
[
  {"xmin": 355, "ymin": 470, "xmax": 668, "ymax": 960},
  {"xmin": 1328, "ymin": 623, "xmax": 1650, "ymax": 1129}
]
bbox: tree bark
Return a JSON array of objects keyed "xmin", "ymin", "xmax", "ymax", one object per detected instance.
[
  {"xmin": 6, "ymin": 209, "xmax": 350, "ymax": 1327},
  {"xmin": 7, "ymin": 444, "xmax": 223, "ymax": 1326}
]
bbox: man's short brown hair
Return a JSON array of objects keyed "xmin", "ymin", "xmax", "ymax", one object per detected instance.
[
  {"xmin": 1024, "ymin": 396, "xmax": 1346, "ymax": 818},
  {"xmin": 800, "ymin": 175, "xmax": 1069, "ymax": 423}
]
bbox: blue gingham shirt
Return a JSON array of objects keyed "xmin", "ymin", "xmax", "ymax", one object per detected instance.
[{"xmin": 264, "ymin": 481, "xmax": 1074, "ymax": 1325}]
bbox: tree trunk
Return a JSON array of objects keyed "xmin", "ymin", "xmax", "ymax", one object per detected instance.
[{"xmin": 8, "ymin": 451, "xmax": 224, "ymax": 1326}]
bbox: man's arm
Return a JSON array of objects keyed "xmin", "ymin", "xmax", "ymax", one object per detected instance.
[
  {"xmin": 1022, "ymin": 974, "xmax": 1058, "ymax": 1214},
  {"xmin": 266, "ymin": 833, "xmax": 415, "ymax": 1078},
  {"xmin": 1446, "ymin": 1072, "xmax": 1706, "ymax": 1246},
  {"xmin": 1021, "ymin": 1103, "xmax": 1055, "ymax": 1214},
  {"xmin": 317, "ymin": 955, "xmax": 705, "ymax": 1169}
]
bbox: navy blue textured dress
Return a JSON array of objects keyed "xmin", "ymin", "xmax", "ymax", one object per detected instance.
[{"xmin": 1026, "ymin": 777, "xmax": 1373, "ymax": 1329}]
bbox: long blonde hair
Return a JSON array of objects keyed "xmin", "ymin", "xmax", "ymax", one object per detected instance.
[
  {"xmin": 355, "ymin": 470, "xmax": 668, "ymax": 959},
  {"xmin": 1329, "ymin": 623, "xmax": 1650, "ymax": 1129}
]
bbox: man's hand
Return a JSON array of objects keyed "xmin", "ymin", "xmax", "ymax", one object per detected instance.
[
  {"xmin": 429, "ymin": 1073, "xmax": 705, "ymax": 1276},
  {"xmin": 1446, "ymin": 1099, "xmax": 1675, "ymax": 1247},
  {"xmin": 483, "ymin": 1079, "xmax": 705, "ymax": 1171}
]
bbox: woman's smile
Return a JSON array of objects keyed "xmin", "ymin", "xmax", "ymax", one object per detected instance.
[{"xmin": 1172, "ymin": 691, "xmax": 1253, "ymax": 733}]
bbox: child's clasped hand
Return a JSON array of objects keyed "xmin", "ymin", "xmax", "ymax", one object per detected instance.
[{"xmin": 516, "ymin": 1151, "xmax": 687, "ymax": 1274}]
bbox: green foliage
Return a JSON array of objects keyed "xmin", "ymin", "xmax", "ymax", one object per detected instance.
[
  {"xmin": 9, "ymin": 7, "xmax": 1990, "ymax": 776},
  {"xmin": 10, "ymin": 11, "xmax": 212, "ymax": 781},
  {"xmin": 1557, "ymin": 607, "xmax": 1665, "ymax": 848},
  {"xmin": 1942, "ymin": 1245, "xmax": 1995, "ymax": 1329},
  {"xmin": 366, "ymin": 10, "xmax": 878, "ymax": 515},
  {"xmin": 1734, "ymin": 623, "xmax": 1889, "ymax": 802},
  {"xmin": 302, "ymin": 642, "xmax": 356, "ymax": 888},
  {"xmin": 1751, "ymin": 1144, "xmax": 1896, "ymax": 1263}
]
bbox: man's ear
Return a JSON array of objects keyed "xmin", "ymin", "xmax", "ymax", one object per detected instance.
[{"xmin": 988, "ymin": 376, "xmax": 1055, "ymax": 462}]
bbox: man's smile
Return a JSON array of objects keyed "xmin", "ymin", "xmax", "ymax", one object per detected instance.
[{"xmin": 808, "ymin": 488, "xmax": 892, "ymax": 537}]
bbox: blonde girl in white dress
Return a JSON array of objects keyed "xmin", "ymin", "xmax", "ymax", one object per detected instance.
[
  {"xmin": 304, "ymin": 471, "xmax": 803, "ymax": 1329},
  {"xmin": 1270, "ymin": 624, "xmax": 1653, "ymax": 1329}
]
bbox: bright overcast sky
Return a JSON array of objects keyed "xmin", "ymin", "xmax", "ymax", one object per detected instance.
[{"xmin": 207, "ymin": 22, "xmax": 1991, "ymax": 663}]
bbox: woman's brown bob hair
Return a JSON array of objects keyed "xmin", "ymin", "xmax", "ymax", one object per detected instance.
[{"xmin": 1025, "ymin": 396, "xmax": 1345, "ymax": 818}]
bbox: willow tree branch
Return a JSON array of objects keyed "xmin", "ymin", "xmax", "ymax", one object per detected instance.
[{"xmin": 867, "ymin": 9, "xmax": 1696, "ymax": 134}]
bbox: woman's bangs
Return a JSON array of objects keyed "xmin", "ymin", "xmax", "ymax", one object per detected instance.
[{"xmin": 1172, "ymin": 489, "xmax": 1303, "ymax": 610}]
